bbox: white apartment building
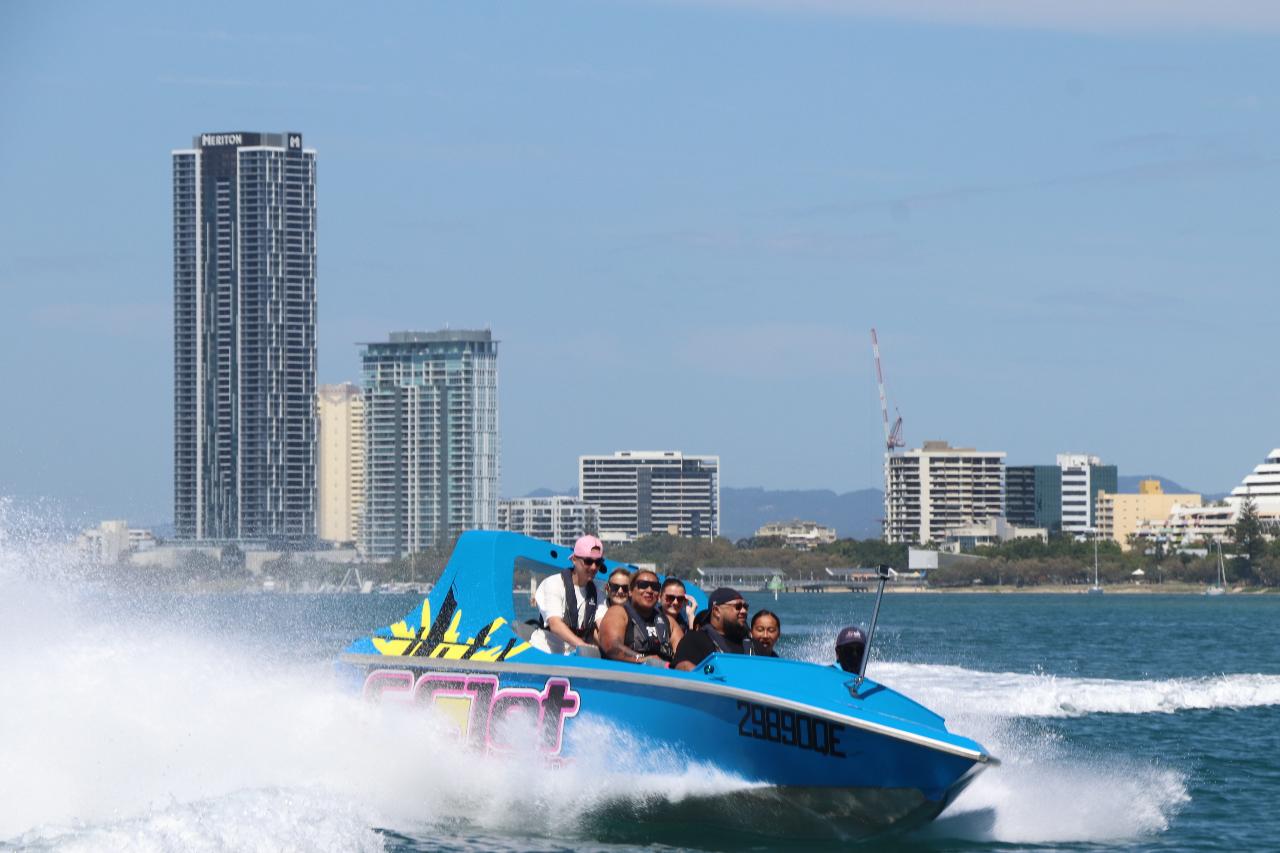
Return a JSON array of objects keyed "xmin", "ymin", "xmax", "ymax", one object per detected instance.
[
  {"xmin": 77, "ymin": 521, "xmax": 157, "ymax": 564},
  {"xmin": 1228, "ymin": 447, "xmax": 1280, "ymax": 514},
  {"xmin": 1136, "ymin": 447, "xmax": 1280, "ymax": 548},
  {"xmin": 1135, "ymin": 502, "xmax": 1236, "ymax": 548},
  {"xmin": 1058, "ymin": 454, "xmax": 1095, "ymax": 534},
  {"xmin": 497, "ymin": 496, "xmax": 599, "ymax": 544},
  {"xmin": 885, "ymin": 441, "xmax": 1006, "ymax": 544},
  {"xmin": 755, "ymin": 520, "xmax": 838, "ymax": 550},
  {"xmin": 316, "ymin": 384, "xmax": 366, "ymax": 546},
  {"xmin": 580, "ymin": 451, "xmax": 719, "ymax": 542}
]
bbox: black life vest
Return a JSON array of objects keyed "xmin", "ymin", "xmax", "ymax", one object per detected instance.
[
  {"xmin": 622, "ymin": 600, "xmax": 671, "ymax": 657},
  {"xmin": 546, "ymin": 568, "xmax": 598, "ymax": 640},
  {"xmin": 703, "ymin": 624, "xmax": 754, "ymax": 655}
]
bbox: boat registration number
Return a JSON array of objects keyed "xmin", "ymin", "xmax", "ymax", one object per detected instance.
[{"xmin": 735, "ymin": 700, "xmax": 846, "ymax": 757}]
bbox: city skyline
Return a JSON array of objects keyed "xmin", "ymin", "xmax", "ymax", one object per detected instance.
[{"xmin": 3, "ymin": 2, "xmax": 1279, "ymax": 526}]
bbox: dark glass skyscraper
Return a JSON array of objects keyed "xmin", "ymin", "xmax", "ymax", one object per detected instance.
[
  {"xmin": 1005, "ymin": 465, "xmax": 1062, "ymax": 532},
  {"xmin": 172, "ymin": 132, "xmax": 317, "ymax": 544}
]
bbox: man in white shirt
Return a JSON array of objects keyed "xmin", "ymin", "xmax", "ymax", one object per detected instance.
[{"xmin": 531, "ymin": 535, "xmax": 605, "ymax": 654}]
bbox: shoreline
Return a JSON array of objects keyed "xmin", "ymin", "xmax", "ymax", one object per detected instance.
[
  {"xmin": 753, "ymin": 582, "xmax": 1273, "ymax": 596},
  {"xmin": 878, "ymin": 583, "xmax": 1273, "ymax": 595}
]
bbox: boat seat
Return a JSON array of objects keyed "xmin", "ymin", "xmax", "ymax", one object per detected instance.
[
  {"xmin": 574, "ymin": 645, "xmax": 601, "ymax": 659},
  {"xmin": 513, "ymin": 622, "xmax": 538, "ymax": 642}
]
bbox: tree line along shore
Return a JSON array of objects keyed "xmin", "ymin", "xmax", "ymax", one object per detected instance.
[{"xmin": 93, "ymin": 511, "xmax": 1280, "ymax": 593}]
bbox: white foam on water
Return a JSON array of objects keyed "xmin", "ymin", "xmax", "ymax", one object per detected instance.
[
  {"xmin": 0, "ymin": 596, "xmax": 753, "ymax": 850},
  {"xmin": 14, "ymin": 788, "xmax": 386, "ymax": 853},
  {"xmin": 0, "ymin": 500, "xmax": 758, "ymax": 850},
  {"xmin": 861, "ymin": 660, "xmax": 1205, "ymax": 843},
  {"xmin": 921, "ymin": 716, "xmax": 1190, "ymax": 844},
  {"xmin": 873, "ymin": 661, "xmax": 1280, "ymax": 718}
]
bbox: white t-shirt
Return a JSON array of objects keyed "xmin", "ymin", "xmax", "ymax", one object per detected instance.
[{"xmin": 531, "ymin": 573, "xmax": 595, "ymax": 654}]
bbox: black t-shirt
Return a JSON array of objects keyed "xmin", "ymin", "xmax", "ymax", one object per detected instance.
[{"xmin": 673, "ymin": 626, "xmax": 747, "ymax": 669}]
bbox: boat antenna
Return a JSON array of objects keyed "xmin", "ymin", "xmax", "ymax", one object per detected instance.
[{"xmin": 856, "ymin": 563, "xmax": 894, "ymax": 685}]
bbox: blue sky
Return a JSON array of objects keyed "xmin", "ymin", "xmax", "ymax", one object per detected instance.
[{"xmin": 1, "ymin": 1, "xmax": 1278, "ymax": 526}]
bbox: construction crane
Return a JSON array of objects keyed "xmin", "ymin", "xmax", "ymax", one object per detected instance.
[{"xmin": 870, "ymin": 328, "xmax": 905, "ymax": 454}]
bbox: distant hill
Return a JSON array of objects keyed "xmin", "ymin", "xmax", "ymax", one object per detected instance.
[
  {"xmin": 1117, "ymin": 475, "xmax": 1229, "ymax": 501},
  {"xmin": 721, "ymin": 487, "xmax": 883, "ymax": 541},
  {"xmin": 522, "ymin": 487, "xmax": 576, "ymax": 498}
]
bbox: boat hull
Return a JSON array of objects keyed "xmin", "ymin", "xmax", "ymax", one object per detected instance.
[{"xmin": 342, "ymin": 652, "xmax": 986, "ymax": 835}]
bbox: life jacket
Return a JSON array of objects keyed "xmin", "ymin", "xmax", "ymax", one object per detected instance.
[
  {"xmin": 541, "ymin": 568, "xmax": 598, "ymax": 640},
  {"xmin": 622, "ymin": 600, "xmax": 671, "ymax": 657},
  {"xmin": 702, "ymin": 624, "xmax": 755, "ymax": 655}
]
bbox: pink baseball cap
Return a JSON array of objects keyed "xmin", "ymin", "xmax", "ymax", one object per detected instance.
[{"xmin": 572, "ymin": 534, "xmax": 604, "ymax": 559}]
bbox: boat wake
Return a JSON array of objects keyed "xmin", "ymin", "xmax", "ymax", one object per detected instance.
[
  {"xmin": 906, "ymin": 711, "xmax": 1189, "ymax": 845},
  {"xmin": 875, "ymin": 661, "xmax": 1280, "ymax": 718}
]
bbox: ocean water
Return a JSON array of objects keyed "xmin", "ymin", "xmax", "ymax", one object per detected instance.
[{"xmin": 2, "ymin": 526, "xmax": 1278, "ymax": 850}]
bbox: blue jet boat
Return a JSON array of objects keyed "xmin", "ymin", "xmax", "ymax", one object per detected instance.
[{"xmin": 340, "ymin": 531, "xmax": 995, "ymax": 839}]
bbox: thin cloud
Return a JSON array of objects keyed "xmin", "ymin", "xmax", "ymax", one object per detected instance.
[
  {"xmin": 674, "ymin": 322, "xmax": 861, "ymax": 379},
  {"xmin": 29, "ymin": 303, "xmax": 168, "ymax": 340},
  {"xmin": 156, "ymin": 75, "xmax": 373, "ymax": 94},
  {"xmin": 683, "ymin": 0, "xmax": 1280, "ymax": 33},
  {"xmin": 799, "ymin": 153, "xmax": 1278, "ymax": 219},
  {"xmin": 138, "ymin": 27, "xmax": 320, "ymax": 47}
]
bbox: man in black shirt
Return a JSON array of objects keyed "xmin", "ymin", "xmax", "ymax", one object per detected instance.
[{"xmin": 672, "ymin": 587, "xmax": 753, "ymax": 670}]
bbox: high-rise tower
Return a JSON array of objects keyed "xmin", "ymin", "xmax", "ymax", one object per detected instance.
[
  {"xmin": 317, "ymin": 383, "xmax": 365, "ymax": 546},
  {"xmin": 360, "ymin": 330, "xmax": 500, "ymax": 559},
  {"xmin": 172, "ymin": 131, "xmax": 317, "ymax": 544}
]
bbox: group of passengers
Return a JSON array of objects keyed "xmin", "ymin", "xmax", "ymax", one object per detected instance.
[{"xmin": 530, "ymin": 535, "xmax": 783, "ymax": 668}]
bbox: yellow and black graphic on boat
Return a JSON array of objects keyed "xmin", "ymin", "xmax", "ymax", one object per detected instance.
[{"xmin": 372, "ymin": 586, "xmax": 530, "ymax": 661}]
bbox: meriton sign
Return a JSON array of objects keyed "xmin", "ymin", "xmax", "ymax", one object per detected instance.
[{"xmin": 201, "ymin": 133, "xmax": 243, "ymax": 147}]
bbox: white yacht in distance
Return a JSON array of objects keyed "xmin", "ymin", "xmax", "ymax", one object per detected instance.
[
  {"xmin": 1205, "ymin": 541, "xmax": 1228, "ymax": 597},
  {"xmin": 1088, "ymin": 530, "xmax": 1103, "ymax": 595}
]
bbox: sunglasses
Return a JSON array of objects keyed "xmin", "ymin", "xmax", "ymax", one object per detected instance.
[
  {"xmin": 607, "ymin": 583, "xmax": 630, "ymax": 595},
  {"xmin": 578, "ymin": 557, "xmax": 603, "ymax": 568},
  {"xmin": 663, "ymin": 594, "xmax": 686, "ymax": 605},
  {"xmin": 720, "ymin": 601, "xmax": 749, "ymax": 611},
  {"xmin": 633, "ymin": 580, "xmax": 661, "ymax": 592}
]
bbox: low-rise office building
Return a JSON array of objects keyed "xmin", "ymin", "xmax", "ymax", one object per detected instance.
[
  {"xmin": 1096, "ymin": 480, "xmax": 1202, "ymax": 550},
  {"xmin": 754, "ymin": 520, "xmax": 838, "ymax": 549},
  {"xmin": 497, "ymin": 496, "xmax": 599, "ymax": 544},
  {"xmin": 77, "ymin": 520, "xmax": 157, "ymax": 564},
  {"xmin": 942, "ymin": 517, "xmax": 1048, "ymax": 552}
]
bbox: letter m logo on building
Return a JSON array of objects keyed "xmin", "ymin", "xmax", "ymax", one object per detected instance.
[{"xmin": 289, "ymin": 135, "xmax": 302, "ymax": 150}]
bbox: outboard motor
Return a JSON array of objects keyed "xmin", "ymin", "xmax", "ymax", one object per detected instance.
[{"xmin": 835, "ymin": 626, "xmax": 867, "ymax": 674}]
